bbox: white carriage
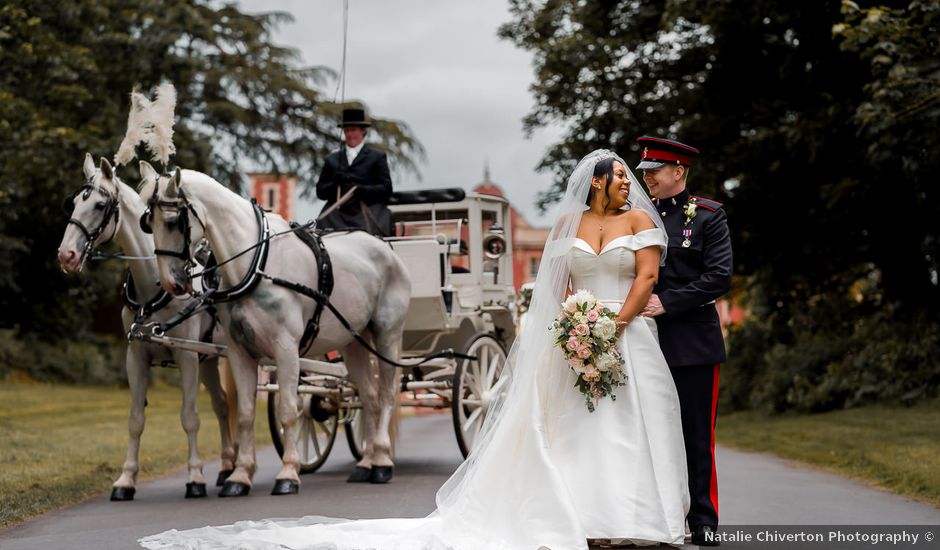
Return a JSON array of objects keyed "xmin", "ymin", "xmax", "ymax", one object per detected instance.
[{"xmin": 259, "ymin": 188, "xmax": 517, "ymax": 471}]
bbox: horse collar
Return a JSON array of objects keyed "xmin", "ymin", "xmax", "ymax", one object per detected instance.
[
  {"xmin": 208, "ymin": 199, "xmax": 271, "ymax": 303},
  {"xmin": 123, "ymin": 270, "xmax": 173, "ymax": 322}
]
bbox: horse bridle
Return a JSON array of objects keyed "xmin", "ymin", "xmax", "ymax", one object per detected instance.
[
  {"xmin": 63, "ymin": 178, "xmax": 121, "ymax": 266},
  {"xmin": 139, "ymin": 183, "xmax": 206, "ymax": 273}
]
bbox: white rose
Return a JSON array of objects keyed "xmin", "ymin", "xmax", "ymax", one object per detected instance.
[
  {"xmin": 573, "ymin": 289, "xmax": 596, "ymax": 309},
  {"xmin": 550, "ymin": 324, "xmax": 566, "ymax": 339},
  {"xmin": 591, "ymin": 316, "xmax": 616, "ymax": 341},
  {"xmin": 595, "ymin": 353, "xmax": 618, "ymax": 372}
]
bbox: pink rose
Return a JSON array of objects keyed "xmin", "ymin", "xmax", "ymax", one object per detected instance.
[
  {"xmin": 594, "ymin": 303, "xmax": 605, "ymax": 312},
  {"xmin": 568, "ymin": 329, "xmax": 577, "ymax": 337},
  {"xmin": 586, "ymin": 310, "xmax": 599, "ymax": 322},
  {"xmin": 566, "ymin": 337, "xmax": 580, "ymax": 351},
  {"xmin": 577, "ymin": 345, "xmax": 592, "ymax": 359},
  {"xmin": 565, "ymin": 301, "xmax": 578, "ymax": 313},
  {"xmin": 567, "ymin": 358, "xmax": 584, "ymax": 370},
  {"xmin": 575, "ymin": 323, "xmax": 590, "ymax": 336}
]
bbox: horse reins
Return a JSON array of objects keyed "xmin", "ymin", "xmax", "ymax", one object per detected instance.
[{"xmin": 136, "ymin": 189, "xmax": 477, "ymax": 368}]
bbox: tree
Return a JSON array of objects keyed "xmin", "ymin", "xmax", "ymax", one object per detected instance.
[
  {"xmin": 0, "ymin": 1, "xmax": 424, "ymax": 342},
  {"xmin": 501, "ymin": 0, "xmax": 939, "ymax": 410}
]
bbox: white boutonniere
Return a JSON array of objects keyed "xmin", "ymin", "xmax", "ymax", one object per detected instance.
[{"xmin": 683, "ymin": 200, "xmax": 698, "ymax": 220}]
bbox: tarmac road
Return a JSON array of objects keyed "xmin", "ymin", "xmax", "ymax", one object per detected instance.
[{"xmin": 1, "ymin": 414, "xmax": 938, "ymax": 549}]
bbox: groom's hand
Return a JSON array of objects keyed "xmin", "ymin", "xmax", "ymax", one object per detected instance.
[{"xmin": 640, "ymin": 294, "xmax": 665, "ymax": 317}]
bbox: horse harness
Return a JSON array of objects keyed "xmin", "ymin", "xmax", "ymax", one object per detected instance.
[
  {"xmin": 140, "ymin": 193, "xmax": 336, "ymax": 355},
  {"xmin": 135, "ymin": 187, "xmax": 475, "ymax": 368},
  {"xmin": 63, "ymin": 179, "xmax": 121, "ymax": 265}
]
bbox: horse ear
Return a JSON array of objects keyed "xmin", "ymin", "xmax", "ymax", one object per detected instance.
[
  {"xmin": 83, "ymin": 153, "xmax": 95, "ymax": 180},
  {"xmin": 139, "ymin": 161, "xmax": 158, "ymax": 185},
  {"xmin": 99, "ymin": 157, "xmax": 114, "ymax": 180},
  {"xmin": 167, "ymin": 167, "xmax": 181, "ymax": 197}
]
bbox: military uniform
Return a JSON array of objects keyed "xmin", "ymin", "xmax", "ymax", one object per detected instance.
[{"xmin": 638, "ymin": 136, "xmax": 733, "ymax": 542}]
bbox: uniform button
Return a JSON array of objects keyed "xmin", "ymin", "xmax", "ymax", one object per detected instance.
[{"xmin": 661, "ymin": 212, "xmax": 666, "ymax": 217}]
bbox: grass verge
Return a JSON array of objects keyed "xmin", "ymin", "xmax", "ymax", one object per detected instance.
[
  {"xmin": 718, "ymin": 400, "xmax": 940, "ymax": 507},
  {"xmin": 0, "ymin": 380, "xmax": 268, "ymax": 530}
]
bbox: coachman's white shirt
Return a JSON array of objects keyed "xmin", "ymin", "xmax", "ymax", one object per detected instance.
[{"xmin": 345, "ymin": 142, "xmax": 365, "ymax": 165}]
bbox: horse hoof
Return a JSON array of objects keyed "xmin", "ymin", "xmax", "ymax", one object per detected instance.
[
  {"xmin": 216, "ymin": 469, "xmax": 233, "ymax": 487},
  {"xmin": 271, "ymin": 479, "xmax": 299, "ymax": 495},
  {"xmin": 346, "ymin": 466, "xmax": 372, "ymax": 483},
  {"xmin": 218, "ymin": 481, "xmax": 251, "ymax": 497},
  {"xmin": 370, "ymin": 466, "xmax": 393, "ymax": 484},
  {"xmin": 110, "ymin": 486, "xmax": 136, "ymax": 501},
  {"xmin": 185, "ymin": 482, "xmax": 207, "ymax": 498}
]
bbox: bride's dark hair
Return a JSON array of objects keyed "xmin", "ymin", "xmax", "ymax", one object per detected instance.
[{"xmin": 585, "ymin": 157, "xmax": 620, "ymax": 209}]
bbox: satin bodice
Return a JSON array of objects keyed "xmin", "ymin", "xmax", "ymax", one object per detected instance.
[{"xmin": 566, "ymin": 228, "xmax": 667, "ymax": 305}]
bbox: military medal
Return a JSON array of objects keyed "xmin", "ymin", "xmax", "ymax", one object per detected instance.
[{"xmin": 681, "ymin": 197, "xmax": 697, "ymax": 248}]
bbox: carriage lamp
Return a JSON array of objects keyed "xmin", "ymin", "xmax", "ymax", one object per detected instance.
[{"xmin": 483, "ymin": 225, "xmax": 507, "ymax": 260}]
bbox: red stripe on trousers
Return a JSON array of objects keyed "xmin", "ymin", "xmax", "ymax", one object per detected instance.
[{"xmin": 710, "ymin": 364, "xmax": 720, "ymax": 518}]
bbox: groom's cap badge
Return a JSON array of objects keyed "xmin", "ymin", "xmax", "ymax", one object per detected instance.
[{"xmin": 635, "ymin": 136, "xmax": 700, "ymax": 170}]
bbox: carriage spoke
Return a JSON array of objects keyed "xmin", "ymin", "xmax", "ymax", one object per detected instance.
[
  {"xmin": 475, "ymin": 348, "xmax": 490, "ymax": 393},
  {"xmin": 487, "ymin": 358, "xmax": 501, "ymax": 386},
  {"xmin": 301, "ymin": 419, "xmax": 311, "ymax": 460},
  {"xmin": 311, "ymin": 421, "xmax": 322, "ymax": 456},
  {"xmin": 460, "ymin": 398, "xmax": 482, "ymax": 408},
  {"xmin": 462, "ymin": 407, "xmax": 483, "ymax": 434}
]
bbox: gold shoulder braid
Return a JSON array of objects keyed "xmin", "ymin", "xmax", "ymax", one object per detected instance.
[{"xmin": 681, "ymin": 197, "xmax": 697, "ymax": 248}]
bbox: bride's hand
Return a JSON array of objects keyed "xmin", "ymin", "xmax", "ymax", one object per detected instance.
[{"xmin": 615, "ymin": 318, "xmax": 630, "ymax": 339}]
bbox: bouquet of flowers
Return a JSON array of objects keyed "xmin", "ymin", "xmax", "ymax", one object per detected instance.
[{"xmin": 549, "ymin": 289, "xmax": 627, "ymax": 412}]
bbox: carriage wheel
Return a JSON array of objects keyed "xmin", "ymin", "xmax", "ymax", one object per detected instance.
[
  {"xmin": 342, "ymin": 407, "xmax": 367, "ymax": 462},
  {"xmin": 452, "ymin": 333, "xmax": 507, "ymax": 457},
  {"xmin": 267, "ymin": 372, "xmax": 339, "ymax": 474}
]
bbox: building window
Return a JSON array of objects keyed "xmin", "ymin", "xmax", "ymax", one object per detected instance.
[
  {"xmin": 266, "ymin": 187, "xmax": 277, "ymax": 210},
  {"xmin": 529, "ymin": 257, "xmax": 539, "ymax": 277}
]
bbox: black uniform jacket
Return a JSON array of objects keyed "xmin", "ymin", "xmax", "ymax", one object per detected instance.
[
  {"xmin": 316, "ymin": 145, "xmax": 393, "ymax": 236},
  {"xmin": 653, "ymin": 189, "xmax": 733, "ymax": 367}
]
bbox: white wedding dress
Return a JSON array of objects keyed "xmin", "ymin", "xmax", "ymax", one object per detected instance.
[{"xmin": 140, "ymin": 228, "xmax": 688, "ymax": 550}]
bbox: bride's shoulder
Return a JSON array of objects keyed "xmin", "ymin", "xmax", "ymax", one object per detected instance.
[{"xmin": 626, "ymin": 209, "xmax": 657, "ymax": 232}]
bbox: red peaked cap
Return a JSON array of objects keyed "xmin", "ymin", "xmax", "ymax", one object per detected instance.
[{"xmin": 635, "ymin": 136, "xmax": 700, "ymax": 169}]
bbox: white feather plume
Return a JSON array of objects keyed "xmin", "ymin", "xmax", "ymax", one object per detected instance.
[
  {"xmin": 144, "ymin": 83, "xmax": 177, "ymax": 166},
  {"xmin": 114, "ymin": 92, "xmax": 153, "ymax": 166},
  {"xmin": 113, "ymin": 83, "xmax": 177, "ymax": 167}
]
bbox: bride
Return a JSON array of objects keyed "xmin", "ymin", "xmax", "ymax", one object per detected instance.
[{"xmin": 140, "ymin": 149, "xmax": 689, "ymax": 550}]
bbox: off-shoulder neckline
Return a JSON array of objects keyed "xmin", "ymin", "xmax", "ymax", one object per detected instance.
[{"xmin": 572, "ymin": 228, "xmax": 661, "ymax": 256}]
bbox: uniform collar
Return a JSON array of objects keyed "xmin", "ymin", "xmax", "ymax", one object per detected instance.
[{"xmin": 654, "ymin": 188, "xmax": 691, "ymax": 215}]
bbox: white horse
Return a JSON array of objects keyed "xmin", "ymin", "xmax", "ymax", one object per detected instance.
[
  {"xmin": 57, "ymin": 154, "xmax": 236, "ymax": 500},
  {"xmin": 139, "ymin": 163, "xmax": 410, "ymax": 496}
]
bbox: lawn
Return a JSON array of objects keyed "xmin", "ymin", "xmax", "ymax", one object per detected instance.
[
  {"xmin": 718, "ymin": 400, "xmax": 940, "ymax": 507},
  {"xmin": 0, "ymin": 380, "xmax": 268, "ymax": 530}
]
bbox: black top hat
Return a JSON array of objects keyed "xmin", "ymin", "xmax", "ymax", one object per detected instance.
[
  {"xmin": 635, "ymin": 136, "xmax": 699, "ymax": 170},
  {"xmin": 338, "ymin": 108, "xmax": 371, "ymax": 128}
]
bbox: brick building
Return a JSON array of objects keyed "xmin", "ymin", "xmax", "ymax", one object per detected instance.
[{"xmin": 248, "ymin": 173, "xmax": 297, "ymax": 221}]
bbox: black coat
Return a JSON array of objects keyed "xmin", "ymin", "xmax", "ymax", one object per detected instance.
[
  {"xmin": 316, "ymin": 145, "xmax": 393, "ymax": 236},
  {"xmin": 653, "ymin": 189, "xmax": 733, "ymax": 367}
]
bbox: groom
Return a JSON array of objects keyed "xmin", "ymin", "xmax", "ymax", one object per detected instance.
[{"xmin": 636, "ymin": 136, "xmax": 732, "ymax": 547}]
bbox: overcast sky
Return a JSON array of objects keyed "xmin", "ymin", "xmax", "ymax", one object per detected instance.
[{"xmin": 236, "ymin": 0, "xmax": 562, "ymax": 226}]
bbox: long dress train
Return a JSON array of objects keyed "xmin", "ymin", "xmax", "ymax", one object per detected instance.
[{"xmin": 140, "ymin": 228, "xmax": 688, "ymax": 550}]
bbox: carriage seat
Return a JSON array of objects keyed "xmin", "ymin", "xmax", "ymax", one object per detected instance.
[{"xmin": 388, "ymin": 188, "xmax": 466, "ymax": 205}]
